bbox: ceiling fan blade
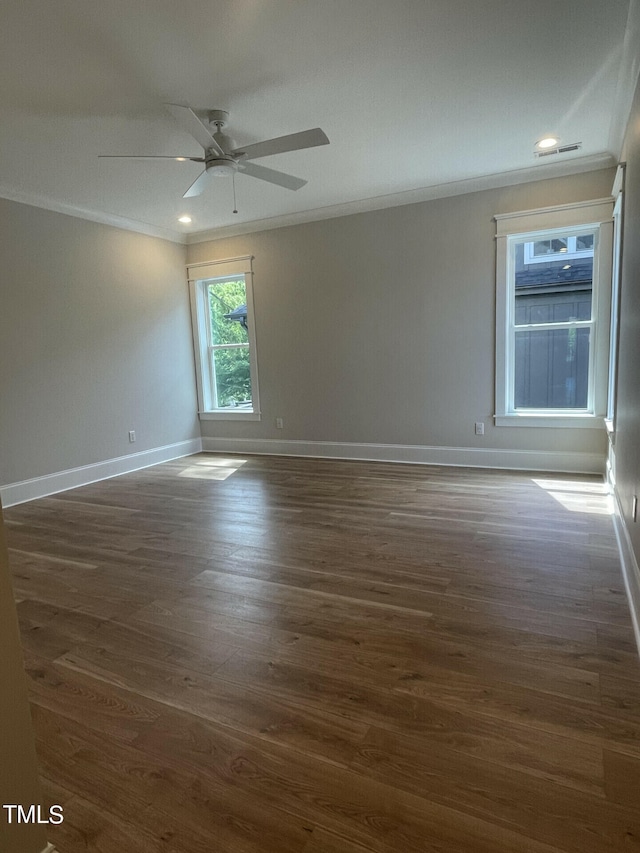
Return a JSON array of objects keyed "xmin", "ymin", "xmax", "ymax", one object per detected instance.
[
  {"xmin": 183, "ymin": 170, "xmax": 212, "ymax": 198},
  {"xmin": 239, "ymin": 161, "xmax": 307, "ymax": 190},
  {"xmin": 164, "ymin": 103, "xmax": 225, "ymax": 156},
  {"xmin": 98, "ymin": 155, "xmax": 205, "ymax": 162},
  {"xmin": 234, "ymin": 128, "xmax": 329, "ymax": 161}
]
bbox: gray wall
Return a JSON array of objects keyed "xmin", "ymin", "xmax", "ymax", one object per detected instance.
[
  {"xmin": 0, "ymin": 200, "xmax": 199, "ymax": 487},
  {"xmin": 615, "ymin": 74, "xmax": 640, "ymax": 562},
  {"xmin": 0, "ymin": 502, "xmax": 48, "ymax": 853},
  {"xmin": 187, "ymin": 168, "xmax": 615, "ymax": 460}
]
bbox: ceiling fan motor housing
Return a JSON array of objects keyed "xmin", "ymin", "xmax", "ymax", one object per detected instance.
[{"xmin": 205, "ymin": 114, "xmax": 240, "ymax": 176}]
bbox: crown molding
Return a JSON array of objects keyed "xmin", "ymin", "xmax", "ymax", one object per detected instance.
[
  {"xmin": 186, "ymin": 153, "xmax": 616, "ymax": 244},
  {"xmin": 0, "ymin": 152, "xmax": 615, "ymax": 247},
  {"xmin": 0, "ymin": 184, "xmax": 186, "ymax": 244}
]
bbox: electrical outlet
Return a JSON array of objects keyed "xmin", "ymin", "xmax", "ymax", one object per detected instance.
[
  {"xmin": 275, "ymin": 417, "xmax": 284, "ymax": 429},
  {"xmin": 128, "ymin": 430, "xmax": 136, "ymax": 443},
  {"xmin": 475, "ymin": 422, "xmax": 484, "ymax": 436}
]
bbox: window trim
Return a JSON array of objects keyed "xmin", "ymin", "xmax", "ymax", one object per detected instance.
[
  {"xmin": 494, "ymin": 200, "xmax": 613, "ymax": 428},
  {"xmin": 187, "ymin": 255, "xmax": 261, "ymax": 421},
  {"xmin": 606, "ymin": 164, "xmax": 625, "ymax": 434}
]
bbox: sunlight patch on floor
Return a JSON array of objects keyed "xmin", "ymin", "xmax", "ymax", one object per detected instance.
[
  {"xmin": 532, "ymin": 478, "xmax": 612, "ymax": 515},
  {"xmin": 178, "ymin": 457, "xmax": 247, "ymax": 481}
]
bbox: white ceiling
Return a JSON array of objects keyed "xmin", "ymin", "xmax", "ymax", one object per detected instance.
[{"xmin": 0, "ymin": 0, "xmax": 637, "ymax": 243}]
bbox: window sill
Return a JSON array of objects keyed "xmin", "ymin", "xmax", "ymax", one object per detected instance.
[
  {"xmin": 605, "ymin": 417, "xmax": 616, "ymax": 445},
  {"xmin": 199, "ymin": 410, "xmax": 261, "ymax": 421},
  {"xmin": 494, "ymin": 414, "xmax": 604, "ymax": 429}
]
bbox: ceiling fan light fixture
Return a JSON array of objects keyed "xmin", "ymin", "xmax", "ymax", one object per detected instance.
[{"xmin": 207, "ymin": 160, "xmax": 238, "ymax": 177}]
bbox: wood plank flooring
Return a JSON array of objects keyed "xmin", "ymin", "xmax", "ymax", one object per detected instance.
[{"xmin": 5, "ymin": 453, "xmax": 640, "ymax": 853}]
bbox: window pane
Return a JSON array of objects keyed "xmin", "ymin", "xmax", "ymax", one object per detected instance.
[
  {"xmin": 514, "ymin": 327, "xmax": 590, "ymax": 409},
  {"xmin": 213, "ymin": 346, "xmax": 252, "ymax": 408},
  {"xmin": 207, "ymin": 279, "xmax": 248, "ymax": 346},
  {"xmin": 514, "ymin": 289, "xmax": 592, "ymax": 324},
  {"xmin": 515, "ymin": 236, "xmax": 593, "ymax": 325},
  {"xmin": 576, "ymin": 234, "xmax": 594, "ymax": 251},
  {"xmin": 205, "ymin": 276, "xmax": 254, "ymax": 410},
  {"xmin": 533, "ymin": 237, "xmax": 567, "ymax": 256}
]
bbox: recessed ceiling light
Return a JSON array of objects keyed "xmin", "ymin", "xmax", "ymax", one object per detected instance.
[
  {"xmin": 536, "ymin": 136, "xmax": 559, "ymax": 150},
  {"xmin": 178, "ymin": 215, "xmax": 192, "ymax": 224},
  {"xmin": 175, "ymin": 157, "xmax": 187, "ymax": 162}
]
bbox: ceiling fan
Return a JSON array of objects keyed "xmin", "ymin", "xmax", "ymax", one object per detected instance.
[{"xmin": 100, "ymin": 104, "xmax": 330, "ymax": 198}]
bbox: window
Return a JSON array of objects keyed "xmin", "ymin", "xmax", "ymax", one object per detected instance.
[
  {"xmin": 495, "ymin": 200, "xmax": 614, "ymax": 428},
  {"xmin": 187, "ymin": 256, "xmax": 260, "ymax": 420},
  {"xmin": 514, "ymin": 228, "xmax": 595, "ymax": 410}
]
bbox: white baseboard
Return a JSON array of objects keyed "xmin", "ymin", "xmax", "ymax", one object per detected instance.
[
  {"xmin": 200, "ymin": 437, "xmax": 604, "ymax": 474},
  {"xmin": 611, "ymin": 484, "xmax": 640, "ymax": 658},
  {"xmin": 0, "ymin": 438, "xmax": 203, "ymax": 507}
]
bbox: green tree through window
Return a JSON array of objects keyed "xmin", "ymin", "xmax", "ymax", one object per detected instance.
[{"xmin": 207, "ymin": 278, "xmax": 252, "ymax": 408}]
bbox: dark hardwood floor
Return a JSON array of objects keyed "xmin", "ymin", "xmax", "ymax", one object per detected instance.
[{"xmin": 4, "ymin": 453, "xmax": 640, "ymax": 853}]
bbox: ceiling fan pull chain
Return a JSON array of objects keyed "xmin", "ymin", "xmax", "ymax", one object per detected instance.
[{"xmin": 232, "ymin": 173, "xmax": 238, "ymax": 214}]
